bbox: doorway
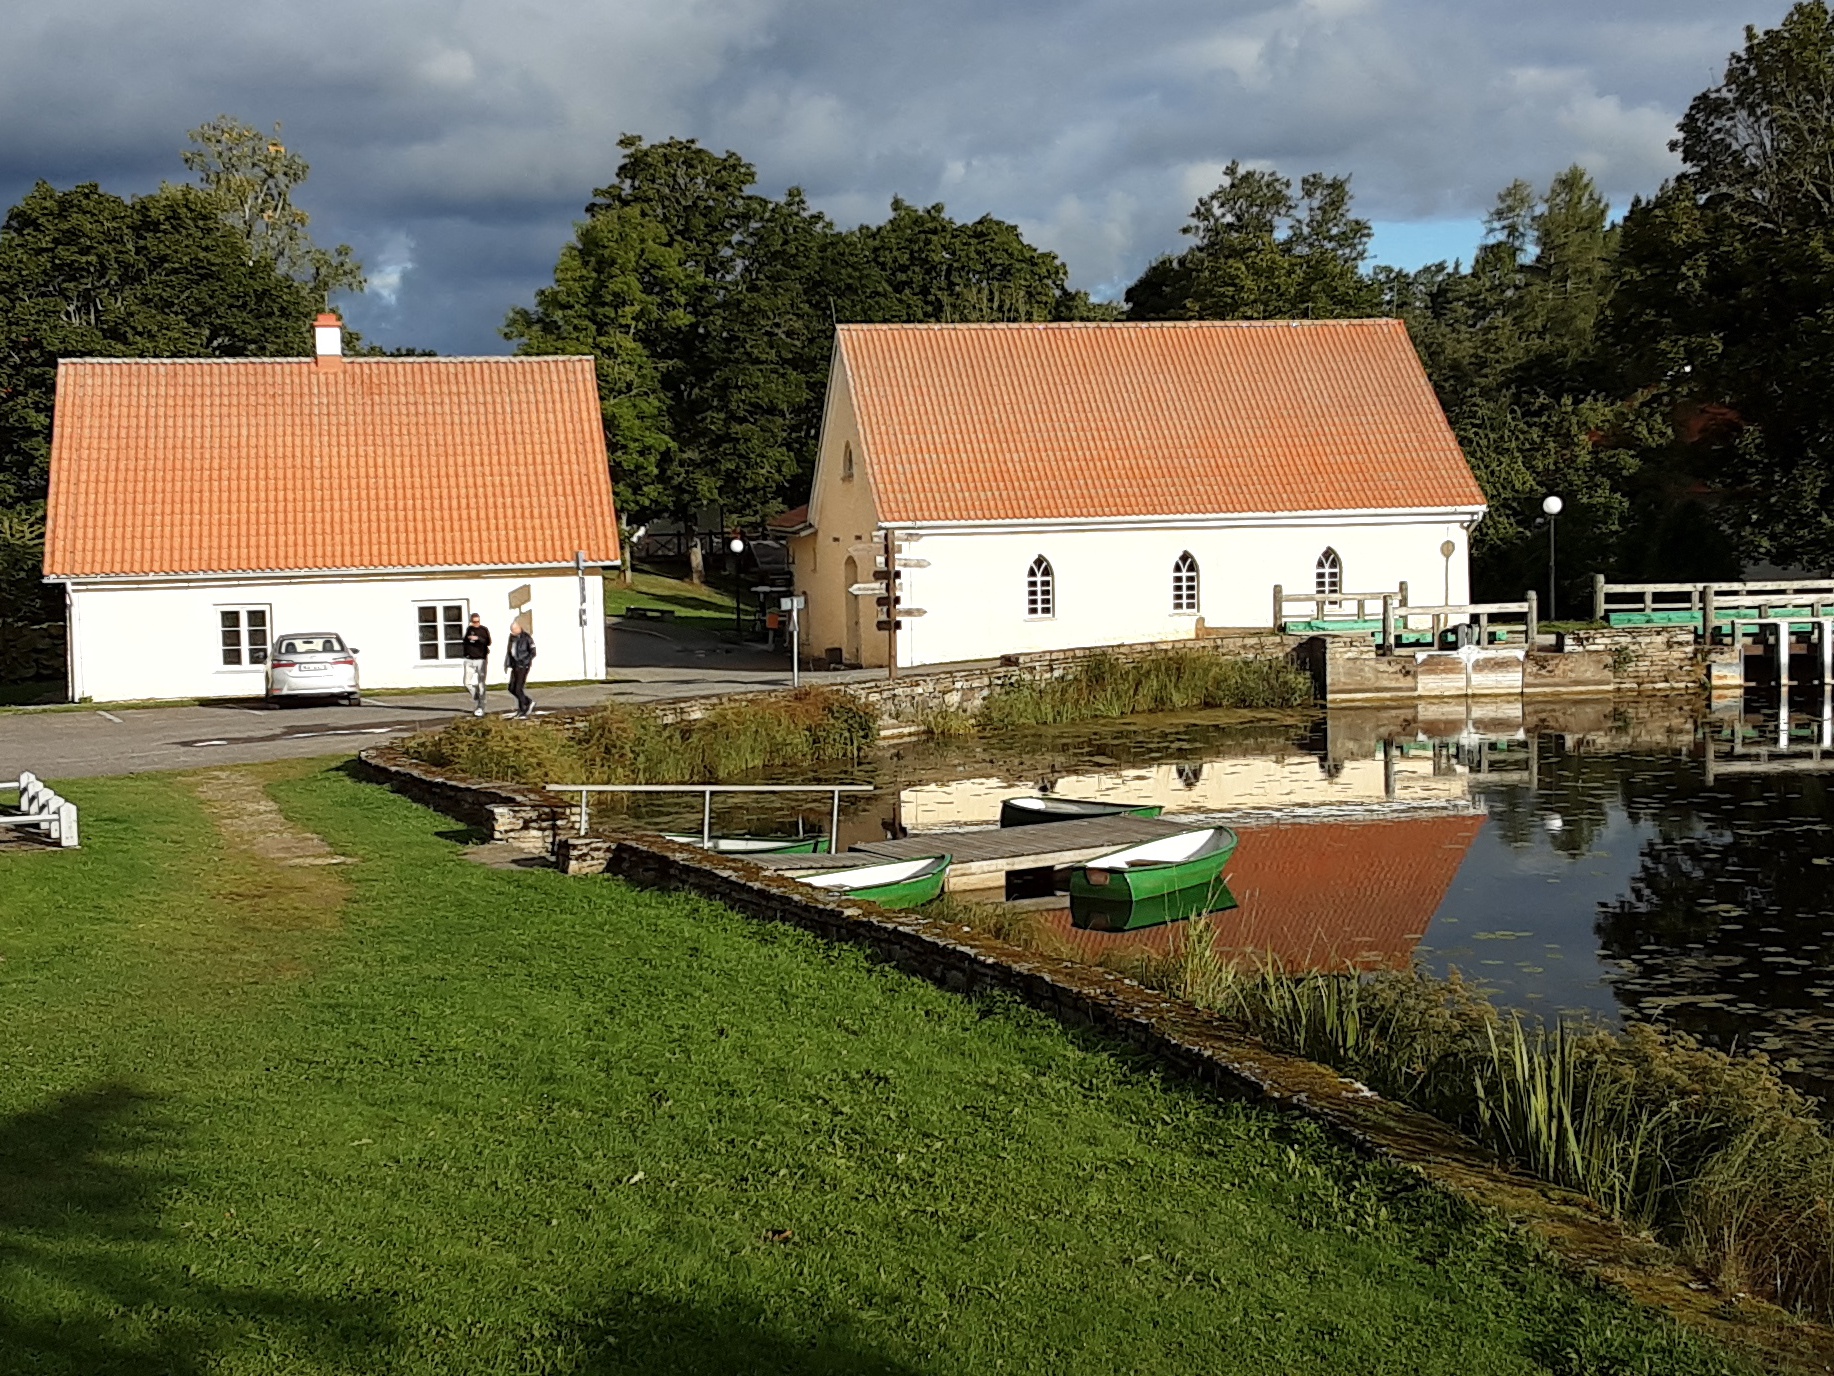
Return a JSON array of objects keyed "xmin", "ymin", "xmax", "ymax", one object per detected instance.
[{"xmin": 843, "ymin": 556, "xmax": 861, "ymax": 665}]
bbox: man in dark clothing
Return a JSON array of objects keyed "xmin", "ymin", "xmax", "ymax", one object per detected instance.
[
  {"xmin": 461, "ymin": 613, "xmax": 492, "ymax": 717},
  {"xmin": 504, "ymin": 619, "xmax": 536, "ymax": 718}
]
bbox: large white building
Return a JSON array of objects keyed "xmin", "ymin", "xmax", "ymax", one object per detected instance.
[
  {"xmin": 42, "ymin": 315, "xmax": 620, "ymax": 703},
  {"xmin": 782, "ymin": 321, "xmax": 1489, "ymax": 669}
]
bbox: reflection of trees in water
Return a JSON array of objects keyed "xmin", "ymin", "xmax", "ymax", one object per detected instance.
[
  {"xmin": 1594, "ymin": 757, "xmax": 1834, "ymax": 1074},
  {"xmin": 1480, "ymin": 737, "xmax": 1621, "ymax": 856},
  {"xmin": 1475, "ymin": 736, "xmax": 1834, "ymax": 1076}
]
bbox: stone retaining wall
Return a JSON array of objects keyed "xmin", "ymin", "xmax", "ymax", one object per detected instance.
[
  {"xmin": 650, "ymin": 629, "xmax": 1307, "ymax": 727},
  {"xmin": 1557, "ymin": 625, "xmax": 1702, "ymax": 692},
  {"xmin": 1324, "ymin": 642, "xmax": 1616, "ymax": 703},
  {"xmin": 354, "ymin": 748, "xmax": 569, "ymax": 850}
]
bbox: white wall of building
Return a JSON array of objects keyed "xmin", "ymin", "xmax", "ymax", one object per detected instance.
[
  {"xmin": 889, "ymin": 516, "xmax": 1473, "ymax": 669},
  {"xmin": 64, "ymin": 567, "xmax": 605, "ymax": 702}
]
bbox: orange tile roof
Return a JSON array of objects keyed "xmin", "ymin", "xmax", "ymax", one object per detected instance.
[
  {"xmin": 836, "ymin": 321, "xmax": 1486, "ymax": 523},
  {"xmin": 1039, "ymin": 812, "xmax": 1482, "ymax": 971},
  {"xmin": 44, "ymin": 356, "xmax": 619, "ymax": 578}
]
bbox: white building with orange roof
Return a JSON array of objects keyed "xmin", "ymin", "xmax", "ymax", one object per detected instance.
[
  {"xmin": 42, "ymin": 315, "xmax": 619, "ymax": 703},
  {"xmin": 782, "ymin": 320, "xmax": 1488, "ymax": 669}
]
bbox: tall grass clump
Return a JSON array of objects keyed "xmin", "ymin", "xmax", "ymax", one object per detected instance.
[
  {"xmin": 1117, "ymin": 917, "xmax": 1834, "ymax": 1321},
  {"xmin": 978, "ymin": 651, "xmax": 1312, "ymax": 728},
  {"xmin": 403, "ymin": 687, "xmax": 877, "ymax": 785}
]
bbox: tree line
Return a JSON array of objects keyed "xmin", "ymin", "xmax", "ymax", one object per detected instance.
[{"xmin": 6, "ymin": 2, "xmax": 1834, "ymax": 654}]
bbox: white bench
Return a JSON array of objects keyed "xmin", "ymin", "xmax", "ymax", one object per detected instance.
[{"xmin": 1, "ymin": 772, "xmax": 79, "ymax": 847}]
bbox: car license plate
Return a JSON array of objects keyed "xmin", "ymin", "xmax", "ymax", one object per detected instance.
[{"xmin": 296, "ymin": 664, "xmax": 325, "ymax": 674}]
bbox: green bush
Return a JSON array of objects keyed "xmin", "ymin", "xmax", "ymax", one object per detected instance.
[
  {"xmin": 979, "ymin": 651, "xmax": 1313, "ymax": 727},
  {"xmin": 403, "ymin": 687, "xmax": 877, "ymax": 786}
]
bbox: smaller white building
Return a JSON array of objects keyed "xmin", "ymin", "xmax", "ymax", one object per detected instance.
[
  {"xmin": 785, "ymin": 321, "xmax": 1489, "ymax": 668},
  {"xmin": 42, "ymin": 316, "xmax": 620, "ymax": 702}
]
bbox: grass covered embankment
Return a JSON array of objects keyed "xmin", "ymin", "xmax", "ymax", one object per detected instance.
[
  {"xmin": 958, "ymin": 900, "xmax": 1834, "ymax": 1327},
  {"xmin": 978, "ymin": 650, "xmax": 1313, "ymax": 728},
  {"xmin": 1154, "ymin": 946, "xmax": 1834, "ymax": 1323},
  {"xmin": 0, "ymin": 763, "xmax": 1747, "ymax": 1374},
  {"xmin": 404, "ymin": 686, "xmax": 876, "ymax": 785},
  {"xmin": 603, "ymin": 569, "xmax": 740, "ymax": 630}
]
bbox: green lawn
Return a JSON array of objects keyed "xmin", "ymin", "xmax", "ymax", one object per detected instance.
[
  {"xmin": 604, "ymin": 569, "xmax": 741, "ymax": 630},
  {"xmin": 0, "ymin": 764, "xmax": 1744, "ymax": 1375}
]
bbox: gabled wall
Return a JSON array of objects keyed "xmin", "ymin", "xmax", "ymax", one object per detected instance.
[{"xmin": 795, "ymin": 355, "xmax": 888, "ymax": 666}]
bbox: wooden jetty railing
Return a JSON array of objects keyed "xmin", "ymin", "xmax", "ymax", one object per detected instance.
[
  {"xmin": 1386, "ymin": 595, "xmax": 1537, "ymax": 652},
  {"xmin": 1275, "ymin": 582, "xmax": 1539, "ymax": 651},
  {"xmin": 548, "ymin": 782, "xmax": 875, "ymax": 840},
  {"xmin": 1273, "ymin": 584, "xmax": 1407, "ymax": 629},
  {"xmin": 1594, "ymin": 576, "xmax": 1834, "ymax": 632}
]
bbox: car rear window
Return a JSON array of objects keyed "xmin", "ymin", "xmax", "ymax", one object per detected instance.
[{"xmin": 276, "ymin": 635, "xmax": 346, "ymax": 656}]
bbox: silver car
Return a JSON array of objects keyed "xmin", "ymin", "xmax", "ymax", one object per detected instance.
[{"xmin": 266, "ymin": 632, "xmax": 361, "ymax": 705}]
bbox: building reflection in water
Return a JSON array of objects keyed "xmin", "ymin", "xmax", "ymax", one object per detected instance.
[{"xmin": 1035, "ymin": 812, "xmax": 1484, "ymax": 971}]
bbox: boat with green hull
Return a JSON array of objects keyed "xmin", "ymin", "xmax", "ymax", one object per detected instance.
[
  {"xmin": 999, "ymin": 796, "xmax": 1164, "ymax": 828},
  {"xmin": 799, "ymin": 854, "xmax": 951, "ymax": 909},
  {"xmin": 661, "ymin": 833, "xmax": 828, "ymax": 855},
  {"xmin": 1068, "ymin": 827, "xmax": 1239, "ymax": 931}
]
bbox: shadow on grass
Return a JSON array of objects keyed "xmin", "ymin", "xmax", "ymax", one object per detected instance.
[
  {"xmin": 0, "ymin": 1082, "xmax": 394, "ymax": 1374},
  {"xmin": 556, "ymin": 1293, "xmax": 925, "ymax": 1375}
]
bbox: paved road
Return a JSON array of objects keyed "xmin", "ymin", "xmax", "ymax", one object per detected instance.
[{"xmin": 0, "ymin": 621, "xmax": 885, "ymax": 781}]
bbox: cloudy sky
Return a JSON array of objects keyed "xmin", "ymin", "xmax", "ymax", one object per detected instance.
[{"xmin": 0, "ymin": 0, "xmax": 1791, "ymax": 354}]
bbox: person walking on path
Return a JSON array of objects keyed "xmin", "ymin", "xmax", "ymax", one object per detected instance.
[
  {"xmin": 460, "ymin": 613, "xmax": 492, "ymax": 717},
  {"xmin": 504, "ymin": 619, "xmax": 537, "ymax": 719}
]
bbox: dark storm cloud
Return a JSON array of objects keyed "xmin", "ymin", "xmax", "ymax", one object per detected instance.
[{"xmin": 0, "ymin": 0, "xmax": 1794, "ymax": 352}]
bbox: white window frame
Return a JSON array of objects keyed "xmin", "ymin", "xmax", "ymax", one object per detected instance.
[
  {"xmin": 1025, "ymin": 555, "xmax": 1055, "ymax": 619},
  {"xmin": 415, "ymin": 600, "xmax": 470, "ymax": 663},
  {"xmin": 216, "ymin": 604, "xmax": 271, "ymax": 671},
  {"xmin": 1172, "ymin": 551, "xmax": 1200, "ymax": 614},
  {"xmin": 1315, "ymin": 548, "xmax": 1343, "ymax": 601}
]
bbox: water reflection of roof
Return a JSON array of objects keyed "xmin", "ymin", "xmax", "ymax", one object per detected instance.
[{"xmin": 1040, "ymin": 814, "xmax": 1483, "ymax": 972}]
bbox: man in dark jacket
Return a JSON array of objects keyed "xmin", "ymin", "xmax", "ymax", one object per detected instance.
[
  {"xmin": 504, "ymin": 619, "xmax": 536, "ymax": 719},
  {"xmin": 461, "ymin": 613, "xmax": 492, "ymax": 717}
]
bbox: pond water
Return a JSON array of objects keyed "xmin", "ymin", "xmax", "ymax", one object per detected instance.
[{"xmin": 598, "ymin": 690, "xmax": 1834, "ymax": 1092}]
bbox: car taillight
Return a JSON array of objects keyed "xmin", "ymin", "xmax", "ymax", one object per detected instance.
[
  {"xmin": 272, "ymin": 660, "xmax": 297, "ymax": 669},
  {"xmin": 331, "ymin": 657, "xmax": 355, "ymax": 666}
]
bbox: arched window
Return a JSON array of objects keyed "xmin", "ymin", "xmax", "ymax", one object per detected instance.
[
  {"xmin": 1315, "ymin": 547, "xmax": 1343, "ymax": 599},
  {"xmin": 841, "ymin": 442, "xmax": 855, "ymax": 481},
  {"xmin": 1026, "ymin": 555, "xmax": 1055, "ymax": 618},
  {"xmin": 1172, "ymin": 551, "xmax": 1200, "ymax": 613}
]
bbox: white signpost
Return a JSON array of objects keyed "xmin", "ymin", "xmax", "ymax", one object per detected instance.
[{"xmin": 780, "ymin": 594, "xmax": 806, "ymax": 687}]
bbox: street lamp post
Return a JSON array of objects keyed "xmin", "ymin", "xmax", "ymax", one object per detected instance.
[
  {"xmin": 729, "ymin": 535, "xmax": 746, "ymax": 637},
  {"xmin": 1541, "ymin": 495, "xmax": 1563, "ymax": 623}
]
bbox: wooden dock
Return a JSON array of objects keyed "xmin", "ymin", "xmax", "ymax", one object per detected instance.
[{"xmin": 751, "ymin": 814, "xmax": 1188, "ymax": 892}]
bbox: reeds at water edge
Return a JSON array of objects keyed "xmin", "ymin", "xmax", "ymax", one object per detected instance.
[
  {"xmin": 978, "ymin": 651, "xmax": 1313, "ymax": 727},
  {"xmin": 404, "ymin": 687, "xmax": 879, "ymax": 786},
  {"xmin": 1102, "ymin": 916, "xmax": 1834, "ymax": 1321}
]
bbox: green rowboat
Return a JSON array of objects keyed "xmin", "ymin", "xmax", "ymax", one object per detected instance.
[
  {"xmin": 1068, "ymin": 827, "xmax": 1239, "ymax": 931},
  {"xmin": 799, "ymin": 854, "xmax": 951, "ymax": 909},
  {"xmin": 661, "ymin": 833, "xmax": 828, "ymax": 855},
  {"xmin": 999, "ymin": 796, "xmax": 1164, "ymax": 827}
]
